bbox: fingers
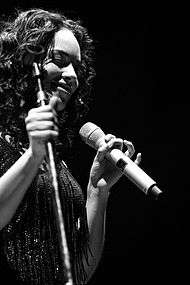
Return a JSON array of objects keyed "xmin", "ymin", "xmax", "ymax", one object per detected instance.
[
  {"xmin": 28, "ymin": 130, "xmax": 59, "ymax": 142},
  {"xmin": 96, "ymin": 134, "xmax": 142, "ymax": 165},
  {"xmin": 25, "ymin": 105, "xmax": 58, "ymax": 123},
  {"xmin": 96, "ymin": 135, "xmax": 123, "ymax": 162},
  {"xmin": 104, "ymin": 134, "xmax": 124, "ymax": 149},
  {"xmin": 25, "ymin": 104, "xmax": 59, "ymax": 142},
  {"xmin": 123, "ymin": 140, "xmax": 135, "ymax": 158},
  {"xmin": 123, "ymin": 140, "xmax": 142, "ymax": 164},
  {"xmin": 134, "ymin": 153, "xmax": 142, "ymax": 165}
]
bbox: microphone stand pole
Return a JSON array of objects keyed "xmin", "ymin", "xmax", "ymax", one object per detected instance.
[{"xmin": 33, "ymin": 62, "xmax": 74, "ymax": 285}]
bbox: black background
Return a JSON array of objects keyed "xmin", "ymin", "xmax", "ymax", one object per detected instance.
[{"xmin": 0, "ymin": 2, "xmax": 189, "ymax": 284}]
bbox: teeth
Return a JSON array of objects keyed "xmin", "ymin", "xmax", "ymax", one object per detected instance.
[
  {"xmin": 50, "ymin": 80, "xmax": 71, "ymax": 94},
  {"xmin": 58, "ymin": 86, "xmax": 67, "ymax": 92},
  {"xmin": 60, "ymin": 86, "xmax": 69, "ymax": 92},
  {"xmin": 57, "ymin": 86, "xmax": 70, "ymax": 95}
]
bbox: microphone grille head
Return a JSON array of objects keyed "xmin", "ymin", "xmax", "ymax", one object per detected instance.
[{"xmin": 79, "ymin": 122, "xmax": 105, "ymax": 149}]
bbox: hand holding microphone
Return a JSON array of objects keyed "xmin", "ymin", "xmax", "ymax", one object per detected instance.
[{"xmin": 79, "ymin": 122, "xmax": 163, "ymax": 199}]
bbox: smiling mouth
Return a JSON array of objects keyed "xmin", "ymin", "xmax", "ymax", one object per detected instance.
[
  {"xmin": 44, "ymin": 81, "xmax": 72, "ymax": 111},
  {"xmin": 57, "ymin": 86, "xmax": 71, "ymax": 96},
  {"xmin": 50, "ymin": 81, "xmax": 71, "ymax": 95},
  {"xmin": 51, "ymin": 84, "xmax": 71, "ymax": 110}
]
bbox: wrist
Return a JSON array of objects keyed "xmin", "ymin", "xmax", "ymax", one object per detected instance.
[
  {"xmin": 27, "ymin": 146, "xmax": 45, "ymax": 165},
  {"xmin": 87, "ymin": 181, "xmax": 110, "ymax": 204}
]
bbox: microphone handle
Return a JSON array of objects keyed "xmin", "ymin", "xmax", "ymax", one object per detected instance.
[{"xmin": 107, "ymin": 148, "xmax": 162, "ymax": 198}]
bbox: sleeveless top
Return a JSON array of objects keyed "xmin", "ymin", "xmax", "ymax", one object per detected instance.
[{"xmin": 0, "ymin": 135, "xmax": 90, "ymax": 285}]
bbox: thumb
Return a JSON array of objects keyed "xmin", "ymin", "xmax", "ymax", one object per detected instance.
[
  {"xmin": 49, "ymin": 95, "xmax": 64, "ymax": 112},
  {"xmin": 49, "ymin": 96, "xmax": 59, "ymax": 109}
]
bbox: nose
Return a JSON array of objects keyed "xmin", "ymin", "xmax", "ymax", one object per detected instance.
[{"xmin": 61, "ymin": 63, "xmax": 79, "ymax": 93}]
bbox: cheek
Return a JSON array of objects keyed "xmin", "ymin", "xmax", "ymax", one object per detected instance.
[{"xmin": 43, "ymin": 62, "xmax": 60, "ymax": 81}]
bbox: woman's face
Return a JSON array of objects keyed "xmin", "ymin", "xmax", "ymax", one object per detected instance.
[{"xmin": 43, "ymin": 28, "xmax": 81, "ymax": 111}]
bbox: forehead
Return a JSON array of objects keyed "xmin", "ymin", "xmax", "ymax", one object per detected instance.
[{"xmin": 53, "ymin": 28, "xmax": 81, "ymax": 61}]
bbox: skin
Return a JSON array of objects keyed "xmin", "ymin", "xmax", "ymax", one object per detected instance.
[{"xmin": 0, "ymin": 28, "xmax": 141, "ymax": 283}]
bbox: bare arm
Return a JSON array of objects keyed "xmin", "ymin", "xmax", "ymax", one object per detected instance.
[
  {"xmin": 0, "ymin": 101, "xmax": 59, "ymax": 230},
  {"xmin": 83, "ymin": 136, "xmax": 141, "ymax": 282},
  {"xmin": 0, "ymin": 147, "xmax": 43, "ymax": 229},
  {"xmin": 84, "ymin": 182, "xmax": 109, "ymax": 282}
]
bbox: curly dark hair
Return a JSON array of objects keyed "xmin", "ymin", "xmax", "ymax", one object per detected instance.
[{"xmin": 0, "ymin": 8, "xmax": 95, "ymax": 158}]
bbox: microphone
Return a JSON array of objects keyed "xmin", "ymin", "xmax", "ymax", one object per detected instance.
[{"xmin": 79, "ymin": 122, "xmax": 163, "ymax": 199}]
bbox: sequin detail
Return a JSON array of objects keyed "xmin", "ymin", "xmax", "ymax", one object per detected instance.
[{"xmin": 0, "ymin": 137, "xmax": 90, "ymax": 284}]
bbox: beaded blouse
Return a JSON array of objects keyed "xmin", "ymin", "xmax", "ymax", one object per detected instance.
[{"xmin": 0, "ymin": 135, "xmax": 90, "ymax": 285}]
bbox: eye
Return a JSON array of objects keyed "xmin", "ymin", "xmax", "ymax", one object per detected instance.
[{"xmin": 49, "ymin": 50, "xmax": 71, "ymax": 68}]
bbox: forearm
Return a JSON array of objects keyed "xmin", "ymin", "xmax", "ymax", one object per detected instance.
[
  {"xmin": 0, "ymin": 147, "xmax": 43, "ymax": 229},
  {"xmin": 84, "ymin": 182, "xmax": 110, "ymax": 282}
]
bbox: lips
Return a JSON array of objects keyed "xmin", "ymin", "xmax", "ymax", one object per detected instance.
[
  {"xmin": 53, "ymin": 83, "xmax": 72, "ymax": 111},
  {"xmin": 57, "ymin": 85, "xmax": 71, "ymax": 96},
  {"xmin": 51, "ymin": 81, "xmax": 71, "ymax": 95},
  {"xmin": 44, "ymin": 80, "xmax": 72, "ymax": 111}
]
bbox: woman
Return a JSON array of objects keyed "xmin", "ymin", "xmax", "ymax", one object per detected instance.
[{"xmin": 0, "ymin": 8, "xmax": 141, "ymax": 284}]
